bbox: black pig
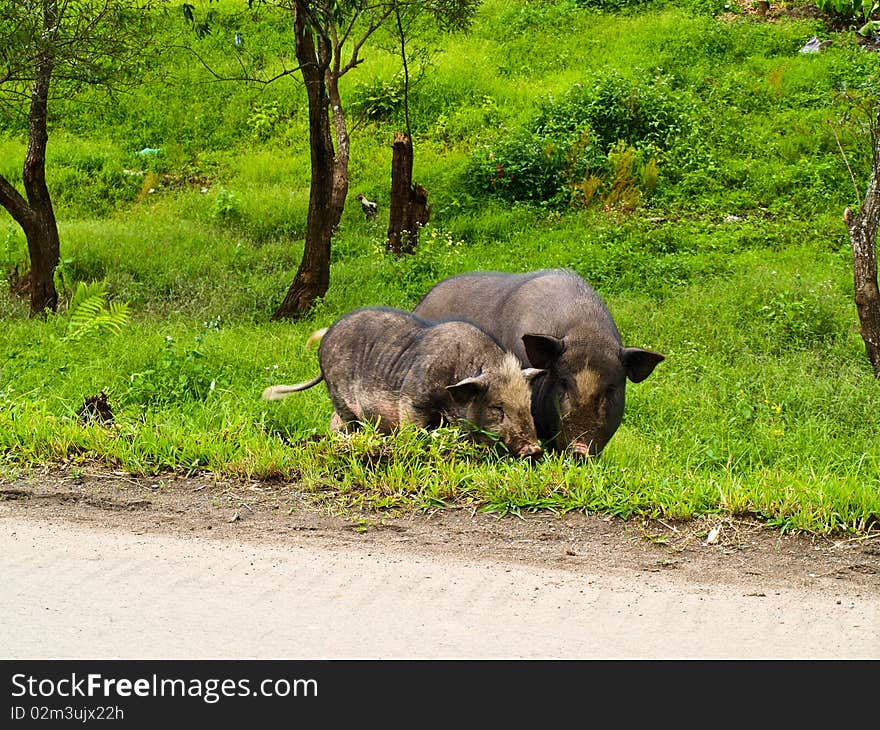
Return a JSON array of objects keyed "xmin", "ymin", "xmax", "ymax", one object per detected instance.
[{"xmin": 413, "ymin": 269, "xmax": 664, "ymax": 457}]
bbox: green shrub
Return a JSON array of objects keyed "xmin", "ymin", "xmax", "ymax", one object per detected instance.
[
  {"xmin": 815, "ymin": 0, "xmax": 879, "ymax": 22},
  {"xmin": 465, "ymin": 71, "xmax": 689, "ymax": 209},
  {"xmin": 575, "ymin": 0, "xmax": 730, "ymax": 14},
  {"xmin": 467, "ymin": 130, "xmax": 566, "ymax": 205},
  {"xmin": 534, "ymin": 71, "xmax": 689, "ymax": 151},
  {"xmin": 575, "ymin": 0, "xmax": 657, "ymax": 10},
  {"xmin": 247, "ymin": 101, "xmax": 290, "ymax": 141},
  {"xmin": 350, "ymin": 75, "xmax": 405, "ymax": 123},
  {"xmin": 210, "ymin": 187, "xmax": 242, "ymax": 221},
  {"xmin": 125, "ymin": 326, "xmax": 225, "ymax": 407}
]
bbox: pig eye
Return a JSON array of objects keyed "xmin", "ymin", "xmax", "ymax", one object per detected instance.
[{"xmin": 488, "ymin": 406, "xmax": 505, "ymax": 420}]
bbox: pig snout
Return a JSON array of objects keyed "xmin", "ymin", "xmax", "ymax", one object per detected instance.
[
  {"xmin": 569, "ymin": 440, "xmax": 599, "ymax": 458},
  {"xmin": 515, "ymin": 442, "xmax": 543, "ymax": 460}
]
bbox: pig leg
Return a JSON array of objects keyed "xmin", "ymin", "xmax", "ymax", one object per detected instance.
[
  {"xmin": 329, "ymin": 411, "xmax": 347, "ymax": 432},
  {"xmin": 328, "ymin": 399, "xmax": 363, "ymax": 433}
]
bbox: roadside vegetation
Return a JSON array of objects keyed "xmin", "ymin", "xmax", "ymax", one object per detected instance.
[{"xmin": 1, "ymin": 0, "xmax": 879, "ymax": 535}]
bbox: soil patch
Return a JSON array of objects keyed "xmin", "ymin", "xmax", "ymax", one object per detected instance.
[{"xmin": 2, "ymin": 465, "xmax": 879, "ymax": 594}]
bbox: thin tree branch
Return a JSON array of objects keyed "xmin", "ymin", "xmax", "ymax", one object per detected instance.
[
  {"xmin": 339, "ymin": 7, "xmax": 396, "ymax": 77},
  {"xmin": 395, "ymin": 2, "xmax": 411, "ymax": 140},
  {"xmin": 174, "ymin": 42, "xmax": 303, "ymax": 85}
]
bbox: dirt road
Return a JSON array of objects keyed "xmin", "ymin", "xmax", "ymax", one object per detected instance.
[{"xmin": 1, "ymin": 469, "xmax": 879, "ymax": 659}]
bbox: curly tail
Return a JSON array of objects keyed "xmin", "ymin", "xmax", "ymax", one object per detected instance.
[
  {"xmin": 261, "ymin": 327, "xmax": 329, "ymax": 401},
  {"xmin": 262, "ymin": 374, "xmax": 324, "ymax": 401}
]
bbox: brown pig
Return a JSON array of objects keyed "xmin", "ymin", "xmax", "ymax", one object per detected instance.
[{"xmin": 262, "ymin": 307, "xmax": 544, "ymax": 458}]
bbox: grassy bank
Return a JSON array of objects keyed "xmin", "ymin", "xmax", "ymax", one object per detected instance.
[{"xmin": 1, "ymin": 1, "xmax": 879, "ymax": 534}]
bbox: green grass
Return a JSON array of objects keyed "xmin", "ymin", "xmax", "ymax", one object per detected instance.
[{"xmin": 1, "ymin": 0, "xmax": 879, "ymax": 536}]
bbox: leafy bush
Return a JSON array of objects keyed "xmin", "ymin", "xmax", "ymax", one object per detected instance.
[
  {"xmin": 350, "ymin": 76, "xmax": 405, "ymax": 123},
  {"xmin": 465, "ymin": 71, "xmax": 688, "ymax": 209},
  {"xmin": 568, "ymin": 140, "xmax": 660, "ymax": 214},
  {"xmin": 575, "ymin": 0, "xmax": 729, "ymax": 13},
  {"xmin": 467, "ymin": 130, "xmax": 567, "ymax": 205},
  {"xmin": 815, "ymin": 0, "xmax": 879, "ymax": 22},
  {"xmin": 467, "ymin": 134, "xmax": 661, "ymax": 211},
  {"xmin": 248, "ymin": 101, "xmax": 289, "ymax": 141},
  {"xmin": 534, "ymin": 72, "xmax": 688, "ymax": 151},
  {"xmin": 574, "ymin": 0, "xmax": 660, "ymax": 11},
  {"xmin": 210, "ymin": 187, "xmax": 242, "ymax": 221}
]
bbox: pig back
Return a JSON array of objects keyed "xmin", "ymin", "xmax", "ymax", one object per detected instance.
[
  {"xmin": 405, "ymin": 318, "xmax": 508, "ymax": 390},
  {"xmin": 319, "ymin": 307, "xmax": 427, "ymax": 395},
  {"xmin": 413, "ymin": 269, "xmax": 622, "ymax": 362}
]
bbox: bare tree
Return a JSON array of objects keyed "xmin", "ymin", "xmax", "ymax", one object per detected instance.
[
  {"xmin": 385, "ymin": 5, "xmax": 422, "ymax": 255},
  {"xmin": 384, "ymin": 1, "xmax": 479, "ymax": 255},
  {"xmin": 0, "ymin": 0, "xmax": 160, "ymax": 317}
]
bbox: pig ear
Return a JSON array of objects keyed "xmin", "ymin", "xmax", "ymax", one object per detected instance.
[
  {"xmin": 522, "ymin": 334, "xmax": 563, "ymax": 370},
  {"xmin": 521, "ymin": 367, "xmax": 546, "ymax": 383},
  {"xmin": 446, "ymin": 374, "xmax": 489, "ymax": 403},
  {"xmin": 621, "ymin": 348, "xmax": 665, "ymax": 383}
]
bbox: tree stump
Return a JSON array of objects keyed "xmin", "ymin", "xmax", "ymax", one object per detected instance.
[{"xmin": 386, "ymin": 132, "xmax": 430, "ymax": 255}]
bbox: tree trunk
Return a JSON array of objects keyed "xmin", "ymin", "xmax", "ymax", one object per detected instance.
[
  {"xmin": 272, "ymin": 1, "xmax": 347, "ymax": 320},
  {"xmin": 328, "ymin": 69, "xmax": 350, "ymax": 219},
  {"xmin": 386, "ymin": 132, "xmax": 430, "ymax": 255},
  {"xmin": 21, "ymin": 210, "xmax": 60, "ymax": 317},
  {"xmin": 845, "ymin": 202, "xmax": 880, "ymax": 376},
  {"xmin": 843, "ymin": 99, "xmax": 880, "ymax": 377},
  {"xmin": 23, "ymin": 40, "xmax": 60, "ymax": 317},
  {"xmin": 0, "ymin": 4, "xmax": 60, "ymax": 317}
]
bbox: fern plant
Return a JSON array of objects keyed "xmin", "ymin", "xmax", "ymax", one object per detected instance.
[{"xmin": 64, "ymin": 281, "xmax": 130, "ymax": 342}]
